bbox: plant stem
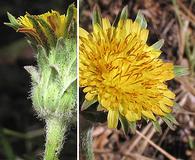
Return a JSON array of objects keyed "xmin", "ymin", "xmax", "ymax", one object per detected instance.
[
  {"xmin": 44, "ymin": 118, "xmax": 66, "ymax": 160},
  {"xmin": 0, "ymin": 130, "xmax": 16, "ymax": 160},
  {"xmin": 81, "ymin": 127, "xmax": 94, "ymax": 160}
]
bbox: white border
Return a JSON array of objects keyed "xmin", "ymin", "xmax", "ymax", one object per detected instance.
[{"xmin": 76, "ymin": 0, "xmax": 79, "ymax": 159}]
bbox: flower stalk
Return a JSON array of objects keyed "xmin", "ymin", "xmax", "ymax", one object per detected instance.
[
  {"xmin": 81, "ymin": 127, "xmax": 94, "ymax": 160},
  {"xmin": 44, "ymin": 118, "xmax": 66, "ymax": 160},
  {"xmin": 5, "ymin": 4, "xmax": 77, "ymax": 160}
]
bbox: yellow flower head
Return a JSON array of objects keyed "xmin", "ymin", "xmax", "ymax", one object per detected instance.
[
  {"xmin": 5, "ymin": 4, "xmax": 76, "ymax": 49},
  {"xmin": 80, "ymin": 10, "xmax": 175, "ymax": 129},
  {"xmin": 18, "ymin": 10, "xmax": 66, "ymax": 39}
]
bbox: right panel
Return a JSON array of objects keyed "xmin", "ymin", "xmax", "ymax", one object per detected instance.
[{"xmin": 79, "ymin": 1, "xmax": 189, "ymax": 160}]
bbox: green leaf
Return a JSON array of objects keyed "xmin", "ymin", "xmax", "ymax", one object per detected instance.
[
  {"xmin": 81, "ymin": 99, "xmax": 97, "ymax": 111},
  {"xmin": 4, "ymin": 12, "xmax": 20, "ymax": 30},
  {"xmin": 151, "ymin": 39, "xmax": 164, "ymax": 50},
  {"xmin": 152, "ymin": 121, "xmax": 162, "ymax": 134},
  {"xmin": 56, "ymin": 37, "xmax": 65, "ymax": 50},
  {"xmin": 64, "ymin": 3, "xmax": 75, "ymax": 37},
  {"xmin": 92, "ymin": 5, "xmax": 102, "ymax": 26},
  {"xmin": 164, "ymin": 113, "xmax": 179, "ymax": 125},
  {"xmin": 7, "ymin": 12, "xmax": 18, "ymax": 24},
  {"xmin": 0, "ymin": 129, "xmax": 16, "ymax": 160},
  {"xmin": 188, "ymin": 136, "xmax": 195, "ymax": 149},
  {"xmin": 24, "ymin": 66, "xmax": 39, "ymax": 84},
  {"xmin": 162, "ymin": 117, "xmax": 176, "ymax": 130},
  {"xmin": 62, "ymin": 78, "xmax": 77, "ymax": 96},
  {"xmin": 4, "ymin": 23, "xmax": 17, "ymax": 30},
  {"xmin": 50, "ymin": 64, "xmax": 60, "ymax": 78},
  {"xmin": 113, "ymin": 6, "xmax": 128, "ymax": 27},
  {"xmin": 173, "ymin": 102, "xmax": 182, "ymax": 112},
  {"xmin": 174, "ymin": 65, "xmax": 189, "ymax": 77},
  {"xmin": 37, "ymin": 45, "xmax": 49, "ymax": 69},
  {"xmin": 120, "ymin": 6, "xmax": 128, "ymax": 20},
  {"xmin": 119, "ymin": 114, "xmax": 129, "ymax": 135},
  {"xmin": 129, "ymin": 122, "xmax": 136, "ymax": 134},
  {"xmin": 66, "ymin": 4, "xmax": 75, "ymax": 21},
  {"xmin": 69, "ymin": 58, "xmax": 77, "ymax": 79},
  {"xmin": 97, "ymin": 104, "xmax": 104, "ymax": 111},
  {"xmin": 135, "ymin": 11, "xmax": 147, "ymax": 29}
]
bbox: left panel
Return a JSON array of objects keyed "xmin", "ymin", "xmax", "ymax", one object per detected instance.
[{"xmin": 1, "ymin": 0, "xmax": 77, "ymax": 159}]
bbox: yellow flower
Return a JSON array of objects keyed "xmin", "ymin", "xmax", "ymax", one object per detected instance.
[
  {"xmin": 80, "ymin": 17, "xmax": 175, "ymax": 128},
  {"xmin": 5, "ymin": 4, "xmax": 77, "ymax": 49},
  {"xmin": 17, "ymin": 11, "xmax": 67, "ymax": 46}
]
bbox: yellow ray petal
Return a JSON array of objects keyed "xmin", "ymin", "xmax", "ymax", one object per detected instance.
[
  {"xmin": 102, "ymin": 18, "xmax": 111, "ymax": 30},
  {"xmin": 142, "ymin": 110, "xmax": 156, "ymax": 121},
  {"xmin": 125, "ymin": 110, "xmax": 139, "ymax": 122},
  {"xmin": 107, "ymin": 110, "xmax": 119, "ymax": 128},
  {"xmin": 160, "ymin": 103, "xmax": 172, "ymax": 113},
  {"xmin": 164, "ymin": 90, "xmax": 175, "ymax": 99},
  {"xmin": 79, "ymin": 27, "xmax": 89, "ymax": 38},
  {"xmin": 85, "ymin": 92, "xmax": 96, "ymax": 101}
]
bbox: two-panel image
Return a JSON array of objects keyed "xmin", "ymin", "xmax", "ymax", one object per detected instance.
[{"xmin": 0, "ymin": 0, "xmax": 193, "ymax": 160}]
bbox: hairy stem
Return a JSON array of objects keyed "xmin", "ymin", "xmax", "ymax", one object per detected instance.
[
  {"xmin": 81, "ymin": 127, "xmax": 94, "ymax": 160},
  {"xmin": 44, "ymin": 118, "xmax": 66, "ymax": 160}
]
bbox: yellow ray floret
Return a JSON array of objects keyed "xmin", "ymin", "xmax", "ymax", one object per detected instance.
[
  {"xmin": 79, "ymin": 18, "xmax": 175, "ymax": 128},
  {"xmin": 17, "ymin": 11, "xmax": 66, "ymax": 41}
]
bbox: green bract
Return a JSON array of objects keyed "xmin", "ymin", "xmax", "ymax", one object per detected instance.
[
  {"xmin": 5, "ymin": 4, "xmax": 77, "ymax": 160},
  {"xmin": 26, "ymin": 37, "xmax": 76, "ymax": 120}
]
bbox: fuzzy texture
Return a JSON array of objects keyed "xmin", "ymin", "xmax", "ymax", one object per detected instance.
[
  {"xmin": 26, "ymin": 36, "xmax": 77, "ymax": 160},
  {"xmin": 80, "ymin": 127, "xmax": 94, "ymax": 160},
  {"xmin": 44, "ymin": 118, "xmax": 68, "ymax": 160},
  {"xmin": 5, "ymin": 5, "xmax": 77, "ymax": 159},
  {"xmin": 29, "ymin": 37, "xmax": 77, "ymax": 119}
]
